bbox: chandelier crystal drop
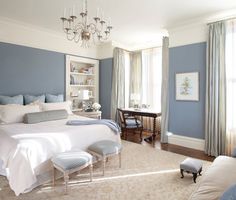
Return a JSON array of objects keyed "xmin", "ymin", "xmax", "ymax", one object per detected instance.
[{"xmin": 60, "ymin": 0, "xmax": 113, "ymax": 48}]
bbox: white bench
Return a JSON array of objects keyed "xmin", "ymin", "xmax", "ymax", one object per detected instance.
[
  {"xmin": 88, "ymin": 140, "xmax": 122, "ymax": 175},
  {"xmin": 51, "ymin": 150, "xmax": 93, "ymax": 194}
]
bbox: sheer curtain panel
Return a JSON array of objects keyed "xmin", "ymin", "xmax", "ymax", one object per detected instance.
[
  {"xmin": 160, "ymin": 37, "xmax": 169, "ymax": 143},
  {"xmin": 205, "ymin": 22, "xmax": 226, "ymax": 156},
  {"xmin": 225, "ymin": 19, "xmax": 236, "ymax": 155},
  {"xmin": 111, "ymin": 48, "xmax": 128, "ymax": 120}
]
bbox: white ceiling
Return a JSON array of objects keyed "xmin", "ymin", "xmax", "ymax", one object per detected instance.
[{"xmin": 0, "ymin": 0, "xmax": 236, "ymax": 48}]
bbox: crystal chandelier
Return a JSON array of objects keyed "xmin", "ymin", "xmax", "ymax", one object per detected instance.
[{"xmin": 60, "ymin": 0, "xmax": 113, "ymax": 47}]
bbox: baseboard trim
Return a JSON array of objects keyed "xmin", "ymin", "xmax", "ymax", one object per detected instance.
[{"xmin": 168, "ymin": 133, "xmax": 205, "ymax": 151}]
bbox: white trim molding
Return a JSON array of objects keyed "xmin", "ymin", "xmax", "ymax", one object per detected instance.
[
  {"xmin": 168, "ymin": 22, "xmax": 207, "ymax": 48},
  {"xmin": 168, "ymin": 133, "xmax": 205, "ymax": 151},
  {"xmin": 0, "ymin": 17, "xmax": 98, "ymax": 59}
]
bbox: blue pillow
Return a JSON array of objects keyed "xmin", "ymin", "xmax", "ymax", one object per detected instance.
[
  {"xmin": 220, "ymin": 184, "xmax": 236, "ymax": 200},
  {"xmin": 0, "ymin": 95, "xmax": 24, "ymax": 105},
  {"xmin": 24, "ymin": 95, "xmax": 45, "ymax": 105},
  {"xmin": 46, "ymin": 94, "xmax": 64, "ymax": 103}
]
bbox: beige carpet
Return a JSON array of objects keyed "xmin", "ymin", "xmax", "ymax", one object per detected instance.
[{"xmin": 0, "ymin": 141, "xmax": 211, "ymax": 200}]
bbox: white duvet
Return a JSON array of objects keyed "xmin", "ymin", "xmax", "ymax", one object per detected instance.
[{"xmin": 0, "ymin": 115, "xmax": 121, "ymax": 196}]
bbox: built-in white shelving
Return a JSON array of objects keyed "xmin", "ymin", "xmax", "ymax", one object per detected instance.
[{"xmin": 66, "ymin": 55, "xmax": 99, "ymax": 113}]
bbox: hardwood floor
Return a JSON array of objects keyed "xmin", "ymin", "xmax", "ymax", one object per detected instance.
[{"xmin": 122, "ymin": 131, "xmax": 215, "ymax": 162}]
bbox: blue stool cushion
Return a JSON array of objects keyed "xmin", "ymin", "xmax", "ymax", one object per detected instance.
[
  {"xmin": 180, "ymin": 158, "xmax": 203, "ymax": 173},
  {"xmin": 51, "ymin": 151, "xmax": 92, "ymax": 171},
  {"xmin": 88, "ymin": 140, "xmax": 122, "ymax": 156}
]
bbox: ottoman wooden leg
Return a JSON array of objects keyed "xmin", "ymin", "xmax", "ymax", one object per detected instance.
[
  {"xmin": 180, "ymin": 169, "xmax": 184, "ymax": 178},
  {"xmin": 90, "ymin": 164, "xmax": 93, "ymax": 182},
  {"xmin": 52, "ymin": 166, "xmax": 55, "ymax": 186},
  {"xmin": 119, "ymin": 152, "xmax": 121, "ymax": 168},
  {"xmin": 199, "ymin": 167, "xmax": 202, "ymax": 176},
  {"xmin": 64, "ymin": 172, "xmax": 69, "ymax": 194},
  {"xmin": 193, "ymin": 173, "xmax": 197, "ymax": 183},
  {"xmin": 103, "ymin": 157, "xmax": 106, "ymax": 176}
]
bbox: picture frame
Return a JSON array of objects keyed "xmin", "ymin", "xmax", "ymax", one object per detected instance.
[{"xmin": 175, "ymin": 72, "xmax": 199, "ymax": 101}]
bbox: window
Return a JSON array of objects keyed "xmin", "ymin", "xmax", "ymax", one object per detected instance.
[
  {"xmin": 123, "ymin": 47, "xmax": 162, "ymax": 111},
  {"xmin": 142, "ymin": 48, "xmax": 162, "ymax": 111},
  {"xmin": 226, "ymin": 20, "xmax": 236, "ymax": 134}
]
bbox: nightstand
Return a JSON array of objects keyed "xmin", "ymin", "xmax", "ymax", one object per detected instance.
[{"xmin": 73, "ymin": 111, "xmax": 102, "ymax": 119}]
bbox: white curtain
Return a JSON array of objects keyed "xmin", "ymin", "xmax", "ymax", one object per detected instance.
[
  {"xmin": 225, "ymin": 19, "xmax": 236, "ymax": 155},
  {"xmin": 111, "ymin": 48, "xmax": 129, "ymax": 120},
  {"xmin": 161, "ymin": 37, "xmax": 169, "ymax": 143},
  {"xmin": 205, "ymin": 22, "xmax": 226, "ymax": 156}
]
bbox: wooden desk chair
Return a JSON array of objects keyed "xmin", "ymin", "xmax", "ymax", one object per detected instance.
[{"xmin": 117, "ymin": 108, "xmax": 143, "ymax": 142}]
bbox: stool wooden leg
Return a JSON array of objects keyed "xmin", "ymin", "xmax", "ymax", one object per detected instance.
[
  {"xmin": 52, "ymin": 166, "xmax": 55, "ymax": 186},
  {"xmin": 119, "ymin": 152, "xmax": 121, "ymax": 168},
  {"xmin": 64, "ymin": 172, "xmax": 69, "ymax": 194},
  {"xmin": 199, "ymin": 167, "xmax": 202, "ymax": 176},
  {"xmin": 180, "ymin": 169, "xmax": 184, "ymax": 178},
  {"xmin": 90, "ymin": 164, "xmax": 93, "ymax": 182},
  {"xmin": 103, "ymin": 157, "xmax": 106, "ymax": 176},
  {"xmin": 193, "ymin": 173, "xmax": 197, "ymax": 183}
]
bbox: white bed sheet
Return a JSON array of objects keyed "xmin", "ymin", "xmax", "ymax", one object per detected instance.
[{"xmin": 0, "ymin": 114, "xmax": 121, "ymax": 196}]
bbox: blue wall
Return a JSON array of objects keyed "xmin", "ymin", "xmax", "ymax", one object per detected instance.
[
  {"xmin": 99, "ymin": 58, "xmax": 113, "ymax": 119},
  {"xmin": 169, "ymin": 42, "xmax": 206, "ymax": 139},
  {"xmin": 0, "ymin": 42, "xmax": 65, "ymax": 96}
]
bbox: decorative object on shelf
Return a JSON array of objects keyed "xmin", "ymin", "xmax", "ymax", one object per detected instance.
[
  {"xmin": 88, "ymin": 91, "xmax": 93, "ymax": 98},
  {"xmin": 92, "ymin": 102, "xmax": 101, "ymax": 111},
  {"xmin": 70, "ymin": 75, "xmax": 75, "ymax": 85},
  {"xmin": 86, "ymin": 78, "xmax": 93, "ymax": 85},
  {"xmin": 78, "ymin": 90, "xmax": 90, "ymax": 100},
  {"xmin": 71, "ymin": 91, "xmax": 78, "ymax": 97},
  {"xmin": 83, "ymin": 101, "xmax": 93, "ymax": 112},
  {"xmin": 60, "ymin": 0, "xmax": 113, "ymax": 48},
  {"xmin": 70, "ymin": 63, "xmax": 75, "ymax": 72},
  {"xmin": 176, "ymin": 72, "xmax": 199, "ymax": 101}
]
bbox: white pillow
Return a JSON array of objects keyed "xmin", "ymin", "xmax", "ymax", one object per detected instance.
[
  {"xmin": 41, "ymin": 101, "xmax": 72, "ymax": 115},
  {"xmin": 0, "ymin": 104, "xmax": 41, "ymax": 124}
]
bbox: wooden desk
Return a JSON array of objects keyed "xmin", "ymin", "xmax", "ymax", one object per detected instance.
[{"xmin": 120, "ymin": 108, "xmax": 161, "ymax": 145}]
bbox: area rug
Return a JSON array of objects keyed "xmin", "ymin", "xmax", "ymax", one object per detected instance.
[{"xmin": 0, "ymin": 141, "xmax": 211, "ymax": 200}]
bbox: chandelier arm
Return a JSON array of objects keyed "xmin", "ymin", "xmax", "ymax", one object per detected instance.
[
  {"xmin": 74, "ymin": 22, "xmax": 86, "ymax": 30},
  {"xmin": 74, "ymin": 32, "xmax": 81, "ymax": 43},
  {"xmin": 66, "ymin": 30, "xmax": 76, "ymax": 41},
  {"xmin": 88, "ymin": 23, "xmax": 97, "ymax": 34}
]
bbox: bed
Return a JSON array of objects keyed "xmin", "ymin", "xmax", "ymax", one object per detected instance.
[{"xmin": 0, "ymin": 114, "xmax": 121, "ymax": 196}]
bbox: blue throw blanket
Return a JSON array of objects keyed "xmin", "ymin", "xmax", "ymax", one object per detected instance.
[{"xmin": 66, "ymin": 119, "xmax": 121, "ymax": 135}]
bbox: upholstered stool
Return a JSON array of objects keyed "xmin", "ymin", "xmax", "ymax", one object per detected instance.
[
  {"xmin": 51, "ymin": 150, "xmax": 93, "ymax": 194},
  {"xmin": 88, "ymin": 140, "xmax": 122, "ymax": 175},
  {"xmin": 180, "ymin": 157, "xmax": 203, "ymax": 183}
]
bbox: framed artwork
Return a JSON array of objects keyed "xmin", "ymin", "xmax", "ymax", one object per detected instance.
[{"xmin": 175, "ymin": 72, "xmax": 199, "ymax": 101}]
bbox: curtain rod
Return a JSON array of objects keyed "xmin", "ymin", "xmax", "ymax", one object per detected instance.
[{"xmin": 207, "ymin": 16, "xmax": 236, "ymax": 25}]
